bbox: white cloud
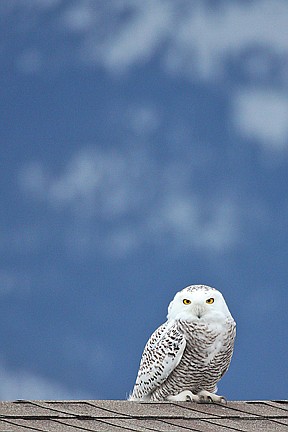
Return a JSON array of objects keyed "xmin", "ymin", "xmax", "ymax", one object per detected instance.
[
  {"xmin": 5, "ymin": 0, "xmax": 288, "ymax": 157},
  {"xmin": 0, "ymin": 361, "xmax": 92, "ymax": 401},
  {"xmin": 233, "ymin": 88, "xmax": 288, "ymax": 152},
  {"xmin": 89, "ymin": 1, "xmax": 175, "ymax": 73},
  {"xmin": 78, "ymin": 0, "xmax": 288, "ymax": 79},
  {"xmin": 164, "ymin": 1, "xmax": 288, "ymax": 80},
  {"xmin": 20, "ymin": 148, "xmax": 157, "ymax": 218},
  {"xmin": 19, "ymin": 147, "xmax": 241, "ymax": 258},
  {"xmin": 146, "ymin": 194, "xmax": 238, "ymax": 253},
  {"xmin": 61, "ymin": 3, "xmax": 95, "ymax": 32},
  {"xmin": 125, "ymin": 104, "xmax": 161, "ymax": 135},
  {"xmin": 6, "ymin": 1, "xmax": 288, "ymax": 155},
  {"xmin": 4, "ymin": 0, "xmax": 288, "ymax": 82}
]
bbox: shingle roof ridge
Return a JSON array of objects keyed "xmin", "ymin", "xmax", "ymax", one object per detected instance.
[
  {"xmin": 168, "ymin": 400, "xmax": 288, "ymax": 419},
  {"xmin": 0, "ymin": 399, "xmax": 287, "ymax": 432}
]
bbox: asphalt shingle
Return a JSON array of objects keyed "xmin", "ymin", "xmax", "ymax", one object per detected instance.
[{"xmin": 0, "ymin": 400, "xmax": 287, "ymax": 431}]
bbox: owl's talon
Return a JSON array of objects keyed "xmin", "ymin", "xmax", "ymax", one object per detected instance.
[
  {"xmin": 197, "ymin": 390, "xmax": 226, "ymax": 404},
  {"xmin": 199, "ymin": 395, "xmax": 211, "ymax": 403},
  {"xmin": 167, "ymin": 390, "xmax": 199, "ymax": 402}
]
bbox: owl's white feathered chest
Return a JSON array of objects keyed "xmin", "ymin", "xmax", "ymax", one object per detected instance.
[
  {"xmin": 175, "ymin": 318, "xmax": 227, "ymax": 363},
  {"xmin": 180, "ymin": 319, "xmax": 228, "ymax": 362},
  {"xmin": 150, "ymin": 317, "xmax": 235, "ymax": 400}
]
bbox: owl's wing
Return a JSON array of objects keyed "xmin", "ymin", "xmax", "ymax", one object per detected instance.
[
  {"xmin": 129, "ymin": 320, "xmax": 186, "ymax": 400},
  {"xmin": 219, "ymin": 318, "xmax": 237, "ymax": 377}
]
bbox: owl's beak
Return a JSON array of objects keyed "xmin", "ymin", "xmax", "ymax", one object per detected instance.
[{"xmin": 194, "ymin": 304, "xmax": 204, "ymax": 319}]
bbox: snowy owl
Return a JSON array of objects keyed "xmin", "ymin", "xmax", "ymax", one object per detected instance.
[{"xmin": 129, "ymin": 284, "xmax": 236, "ymax": 403}]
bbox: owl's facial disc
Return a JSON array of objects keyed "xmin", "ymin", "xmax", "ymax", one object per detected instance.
[
  {"xmin": 167, "ymin": 285, "xmax": 233, "ymax": 322},
  {"xmin": 180, "ymin": 292, "xmax": 214, "ymax": 319},
  {"xmin": 182, "ymin": 296, "xmax": 215, "ymax": 318}
]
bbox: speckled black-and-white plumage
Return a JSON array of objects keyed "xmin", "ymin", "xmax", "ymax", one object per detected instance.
[{"xmin": 129, "ymin": 285, "xmax": 236, "ymax": 403}]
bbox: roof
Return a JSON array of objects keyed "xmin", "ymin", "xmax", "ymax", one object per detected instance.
[{"xmin": 0, "ymin": 400, "xmax": 287, "ymax": 431}]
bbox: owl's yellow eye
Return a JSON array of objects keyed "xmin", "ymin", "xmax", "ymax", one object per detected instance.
[
  {"xmin": 206, "ymin": 298, "xmax": 214, "ymax": 304},
  {"xmin": 183, "ymin": 299, "xmax": 191, "ymax": 305}
]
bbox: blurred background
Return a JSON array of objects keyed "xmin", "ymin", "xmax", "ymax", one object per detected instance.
[{"xmin": 1, "ymin": 0, "xmax": 288, "ymax": 401}]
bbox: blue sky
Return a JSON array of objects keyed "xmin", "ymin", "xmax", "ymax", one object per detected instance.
[{"xmin": 1, "ymin": 0, "xmax": 288, "ymax": 401}]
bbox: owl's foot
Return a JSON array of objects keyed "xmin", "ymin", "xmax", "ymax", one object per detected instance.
[
  {"xmin": 167, "ymin": 390, "xmax": 200, "ymax": 402},
  {"xmin": 197, "ymin": 390, "xmax": 227, "ymax": 404}
]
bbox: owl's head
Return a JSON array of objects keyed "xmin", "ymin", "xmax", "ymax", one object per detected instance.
[{"xmin": 167, "ymin": 284, "xmax": 233, "ymax": 323}]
